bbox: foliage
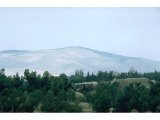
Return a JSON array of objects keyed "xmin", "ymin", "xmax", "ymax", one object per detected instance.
[
  {"xmin": 115, "ymin": 83, "xmax": 149, "ymax": 112},
  {"xmin": 0, "ymin": 68, "xmax": 160, "ymax": 112},
  {"xmin": 92, "ymin": 83, "xmax": 111, "ymax": 112}
]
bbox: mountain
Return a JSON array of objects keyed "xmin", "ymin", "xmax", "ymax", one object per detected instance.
[{"xmin": 0, "ymin": 46, "xmax": 160, "ymax": 75}]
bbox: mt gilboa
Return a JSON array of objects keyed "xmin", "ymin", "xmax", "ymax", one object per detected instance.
[{"xmin": 0, "ymin": 46, "xmax": 160, "ymax": 75}]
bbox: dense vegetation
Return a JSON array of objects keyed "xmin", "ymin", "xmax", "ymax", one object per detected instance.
[{"xmin": 0, "ymin": 68, "xmax": 160, "ymax": 112}]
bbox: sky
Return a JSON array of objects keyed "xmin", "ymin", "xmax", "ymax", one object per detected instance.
[{"xmin": 0, "ymin": 8, "xmax": 160, "ymax": 61}]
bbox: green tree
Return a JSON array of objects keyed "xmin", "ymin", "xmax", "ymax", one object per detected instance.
[
  {"xmin": 24, "ymin": 90, "xmax": 44, "ymax": 112},
  {"xmin": 41, "ymin": 71, "xmax": 51, "ymax": 89},
  {"xmin": 0, "ymin": 88, "xmax": 26, "ymax": 112},
  {"xmin": 74, "ymin": 70, "xmax": 85, "ymax": 83},
  {"xmin": 149, "ymin": 81, "xmax": 160, "ymax": 112},
  {"xmin": 41, "ymin": 90, "xmax": 57, "ymax": 112},
  {"xmin": 115, "ymin": 83, "xmax": 149, "ymax": 112},
  {"xmin": 92, "ymin": 83, "xmax": 111, "ymax": 112},
  {"xmin": 24, "ymin": 69, "xmax": 40, "ymax": 90},
  {"xmin": 12, "ymin": 73, "xmax": 22, "ymax": 88}
]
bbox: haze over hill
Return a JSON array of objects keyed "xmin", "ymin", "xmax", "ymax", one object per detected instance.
[{"xmin": 0, "ymin": 46, "xmax": 160, "ymax": 75}]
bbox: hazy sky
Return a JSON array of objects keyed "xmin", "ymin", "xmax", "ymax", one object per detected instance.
[{"xmin": 0, "ymin": 8, "xmax": 160, "ymax": 61}]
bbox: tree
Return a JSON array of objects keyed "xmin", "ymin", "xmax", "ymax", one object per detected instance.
[
  {"xmin": 115, "ymin": 83, "xmax": 149, "ymax": 112},
  {"xmin": 97, "ymin": 71, "xmax": 103, "ymax": 80},
  {"xmin": 24, "ymin": 69, "xmax": 40, "ymax": 90},
  {"xmin": 86, "ymin": 72, "xmax": 90, "ymax": 81},
  {"xmin": 24, "ymin": 90, "xmax": 44, "ymax": 112},
  {"xmin": 92, "ymin": 83, "xmax": 111, "ymax": 112},
  {"xmin": 149, "ymin": 81, "xmax": 160, "ymax": 112},
  {"xmin": 41, "ymin": 71, "xmax": 50, "ymax": 89},
  {"xmin": 0, "ymin": 88, "xmax": 26, "ymax": 112},
  {"xmin": 0, "ymin": 68, "xmax": 5, "ymax": 77},
  {"xmin": 128, "ymin": 67, "xmax": 140, "ymax": 78},
  {"xmin": 41, "ymin": 90, "xmax": 57, "ymax": 112},
  {"xmin": 74, "ymin": 70, "xmax": 85, "ymax": 83},
  {"xmin": 0, "ymin": 69, "xmax": 11, "ymax": 92},
  {"xmin": 12, "ymin": 73, "xmax": 22, "ymax": 88},
  {"xmin": 108, "ymin": 71, "xmax": 114, "ymax": 81}
]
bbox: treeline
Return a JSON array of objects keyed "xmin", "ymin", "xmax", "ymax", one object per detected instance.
[
  {"xmin": 1, "ymin": 68, "xmax": 160, "ymax": 112},
  {"xmin": 0, "ymin": 68, "xmax": 82, "ymax": 112},
  {"xmin": 86, "ymin": 82, "xmax": 160, "ymax": 112},
  {"xmin": 70, "ymin": 68, "xmax": 160, "ymax": 83}
]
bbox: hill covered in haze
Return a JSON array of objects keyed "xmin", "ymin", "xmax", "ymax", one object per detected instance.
[{"xmin": 0, "ymin": 46, "xmax": 160, "ymax": 75}]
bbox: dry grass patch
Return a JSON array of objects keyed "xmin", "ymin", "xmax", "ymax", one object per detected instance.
[{"xmin": 79, "ymin": 102, "xmax": 93, "ymax": 112}]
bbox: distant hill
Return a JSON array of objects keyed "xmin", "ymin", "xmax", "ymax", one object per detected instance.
[{"xmin": 0, "ymin": 46, "xmax": 160, "ymax": 75}]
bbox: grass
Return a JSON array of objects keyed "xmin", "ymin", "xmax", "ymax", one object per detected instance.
[
  {"xmin": 75, "ymin": 92, "xmax": 93, "ymax": 112},
  {"xmin": 75, "ymin": 92, "xmax": 86, "ymax": 102},
  {"xmin": 111, "ymin": 78, "xmax": 156, "ymax": 91},
  {"xmin": 75, "ymin": 81, "xmax": 98, "ymax": 86},
  {"xmin": 79, "ymin": 102, "xmax": 93, "ymax": 112}
]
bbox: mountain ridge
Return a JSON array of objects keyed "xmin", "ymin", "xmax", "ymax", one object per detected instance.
[
  {"xmin": 0, "ymin": 46, "xmax": 160, "ymax": 75},
  {"xmin": 0, "ymin": 46, "xmax": 157, "ymax": 62}
]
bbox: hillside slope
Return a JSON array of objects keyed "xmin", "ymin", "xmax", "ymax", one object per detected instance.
[{"xmin": 0, "ymin": 46, "xmax": 160, "ymax": 75}]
